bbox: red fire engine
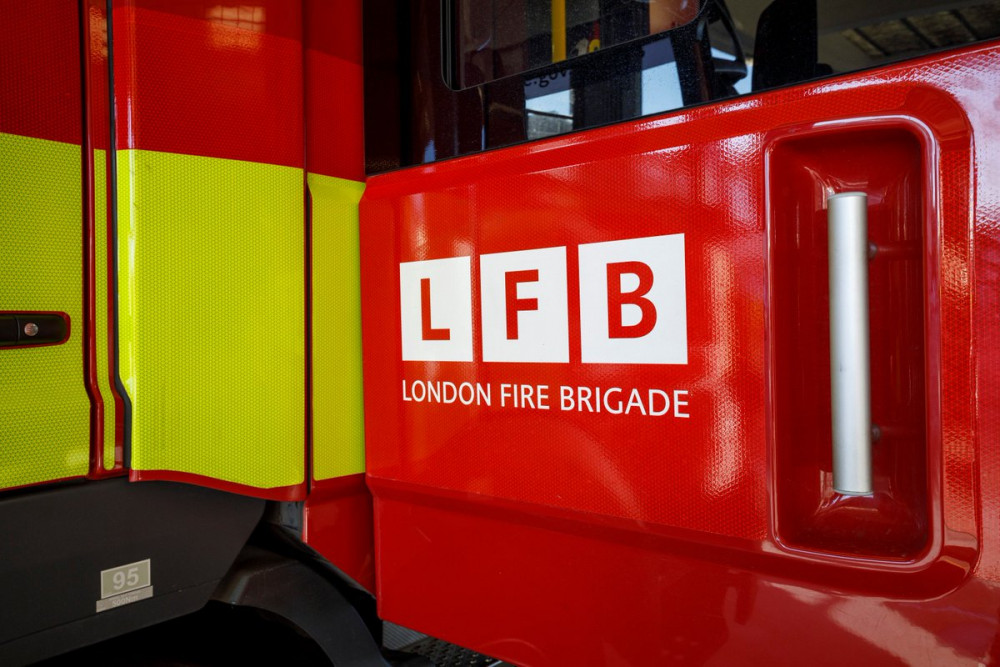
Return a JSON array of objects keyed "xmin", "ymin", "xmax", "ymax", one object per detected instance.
[{"xmin": 3, "ymin": 0, "xmax": 1000, "ymax": 664}]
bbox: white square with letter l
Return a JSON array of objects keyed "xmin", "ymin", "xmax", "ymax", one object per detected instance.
[{"xmin": 400, "ymin": 256, "xmax": 473, "ymax": 361}]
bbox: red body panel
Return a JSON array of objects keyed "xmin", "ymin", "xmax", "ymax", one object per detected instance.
[
  {"xmin": 361, "ymin": 43, "xmax": 1000, "ymax": 664},
  {"xmin": 301, "ymin": 0, "xmax": 375, "ymax": 592},
  {"xmin": 304, "ymin": 0, "xmax": 364, "ymax": 182},
  {"xmin": 113, "ymin": 0, "xmax": 303, "ymax": 168},
  {"xmin": 303, "ymin": 474, "xmax": 375, "ymax": 592},
  {"xmin": 0, "ymin": 2, "xmax": 82, "ymax": 143}
]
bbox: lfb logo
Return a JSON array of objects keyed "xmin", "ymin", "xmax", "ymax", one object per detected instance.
[{"xmin": 399, "ymin": 234, "xmax": 687, "ymax": 364}]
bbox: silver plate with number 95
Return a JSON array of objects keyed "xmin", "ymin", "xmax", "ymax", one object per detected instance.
[{"xmin": 97, "ymin": 559, "xmax": 153, "ymax": 612}]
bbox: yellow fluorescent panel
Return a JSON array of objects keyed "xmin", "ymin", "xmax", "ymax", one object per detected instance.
[
  {"xmin": 308, "ymin": 173, "xmax": 366, "ymax": 479},
  {"xmin": 94, "ymin": 149, "xmax": 116, "ymax": 470},
  {"xmin": 118, "ymin": 149, "xmax": 305, "ymax": 489},
  {"xmin": 0, "ymin": 133, "xmax": 90, "ymax": 488}
]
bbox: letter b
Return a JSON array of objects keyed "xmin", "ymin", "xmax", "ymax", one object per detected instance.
[{"xmin": 607, "ymin": 261, "xmax": 657, "ymax": 338}]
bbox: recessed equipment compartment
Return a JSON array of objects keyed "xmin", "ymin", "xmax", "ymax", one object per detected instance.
[{"xmin": 768, "ymin": 125, "xmax": 930, "ymax": 559}]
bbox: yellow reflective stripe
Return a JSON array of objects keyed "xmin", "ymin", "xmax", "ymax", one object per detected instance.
[
  {"xmin": 309, "ymin": 173, "xmax": 365, "ymax": 480},
  {"xmin": 0, "ymin": 132, "xmax": 90, "ymax": 488},
  {"xmin": 94, "ymin": 149, "xmax": 116, "ymax": 470},
  {"xmin": 118, "ymin": 149, "xmax": 305, "ymax": 489}
]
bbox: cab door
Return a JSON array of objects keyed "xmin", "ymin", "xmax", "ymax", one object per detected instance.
[{"xmin": 360, "ymin": 1, "xmax": 1000, "ymax": 664}]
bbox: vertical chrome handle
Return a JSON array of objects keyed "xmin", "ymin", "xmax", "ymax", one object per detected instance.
[{"xmin": 828, "ymin": 192, "xmax": 873, "ymax": 495}]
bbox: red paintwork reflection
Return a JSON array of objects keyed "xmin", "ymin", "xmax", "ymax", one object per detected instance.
[
  {"xmin": 361, "ymin": 43, "xmax": 1000, "ymax": 664},
  {"xmin": 303, "ymin": 474, "xmax": 375, "ymax": 592},
  {"xmin": 375, "ymin": 491, "xmax": 996, "ymax": 665},
  {"xmin": 0, "ymin": 1, "xmax": 81, "ymax": 143},
  {"xmin": 305, "ymin": 0, "xmax": 364, "ymax": 181},
  {"xmin": 112, "ymin": 0, "xmax": 303, "ymax": 168}
]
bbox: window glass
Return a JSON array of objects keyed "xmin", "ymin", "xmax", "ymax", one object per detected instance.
[
  {"xmin": 451, "ymin": 0, "xmax": 701, "ymax": 89},
  {"xmin": 450, "ymin": 0, "xmax": 1000, "ymax": 143},
  {"xmin": 362, "ymin": 0, "xmax": 1000, "ymax": 173}
]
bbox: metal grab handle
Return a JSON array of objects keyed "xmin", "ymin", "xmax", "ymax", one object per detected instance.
[{"xmin": 828, "ymin": 192, "xmax": 873, "ymax": 495}]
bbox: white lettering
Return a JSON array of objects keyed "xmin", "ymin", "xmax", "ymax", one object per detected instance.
[
  {"xmin": 442, "ymin": 381, "xmax": 457, "ymax": 403},
  {"xmin": 625, "ymin": 388, "xmax": 646, "ymax": 415},
  {"xmin": 403, "ymin": 379, "xmax": 491, "ymax": 406},
  {"xmin": 477, "ymin": 383, "xmax": 491, "ymax": 406},
  {"xmin": 500, "ymin": 383, "xmax": 514, "ymax": 407},
  {"xmin": 560, "ymin": 385, "xmax": 574, "ymax": 411},
  {"xmin": 536, "ymin": 385, "xmax": 550, "ymax": 410},
  {"xmin": 556, "ymin": 385, "xmax": 689, "ymax": 418},
  {"xmin": 649, "ymin": 389, "xmax": 670, "ymax": 416},
  {"xmin": 603, "ymin": 387, "xmax": 623, "ymax": 414},
  {"xmin": 673, "ymin": 390, "xmax": 690, "ymax": 418}
]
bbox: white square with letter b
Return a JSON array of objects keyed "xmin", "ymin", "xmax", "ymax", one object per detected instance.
[{"xmin": 578, "ymin": 234, "xmax": 687, "ymax": 364}]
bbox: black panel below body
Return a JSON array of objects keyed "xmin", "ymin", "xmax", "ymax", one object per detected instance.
[
  {"xmin": 213, "ymin": 547, "xmax": 389, "ymax": 666},
  {"xmin": 0, "ymin": 479, "xmax": 264, "ymax": 665}
]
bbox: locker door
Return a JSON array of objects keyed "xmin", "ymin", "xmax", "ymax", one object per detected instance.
[
  {"xmin": 111, "ymin": 0, "xmax": 307, "ymax": 499},
  {"xmin": 1, "ymin": 2, "xmax": 91, "ymax": 490}
]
